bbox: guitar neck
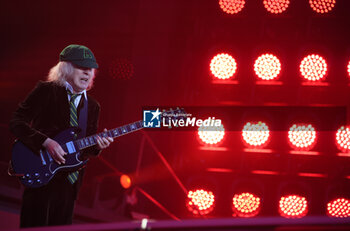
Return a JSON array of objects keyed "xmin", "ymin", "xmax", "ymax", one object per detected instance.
[{"xmin": 75, "ymin": 120, "xmax": 144, "ymax": 150}]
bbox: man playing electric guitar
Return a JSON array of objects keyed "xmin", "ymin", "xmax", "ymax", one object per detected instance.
[{"xmin": 10, "ymin": 44, "xmax": 114, "ymax": 227}]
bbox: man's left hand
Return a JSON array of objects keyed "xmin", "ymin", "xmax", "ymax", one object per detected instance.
[{"xmin": 96, "ymin": 128, "xmax": 114, "ymax": 149}]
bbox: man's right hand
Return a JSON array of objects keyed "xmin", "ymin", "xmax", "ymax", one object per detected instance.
[{"xmin": 42, "ymin": 138, "xmax": 67, "ymax": 164}]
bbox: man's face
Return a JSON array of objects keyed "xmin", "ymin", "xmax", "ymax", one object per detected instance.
[{"xmin": 67, "ymin": 65, "xmax": 94, "ymax": 93}]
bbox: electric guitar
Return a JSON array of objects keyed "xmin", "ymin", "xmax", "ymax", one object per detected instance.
[{"xmin": 11, "ymin": 108, "xmax": 185, "ymax": 188}]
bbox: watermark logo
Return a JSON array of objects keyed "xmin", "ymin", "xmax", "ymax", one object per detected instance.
[
  {"xmin": 143, "ymin": 108, "xmax": 222, "ymax": 129},
  {"xmin": 143, "ymin": 108, "xmax": 162, "ymax": 128}
]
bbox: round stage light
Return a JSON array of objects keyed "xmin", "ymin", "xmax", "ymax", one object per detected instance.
[
  {"xmin": 210, "ymin": 53, "xmax": 237, "ymax": 80},
  {"xmin": 109, "ymin": 58, "xmax": 134, "ymax": 80},
  {"xmin": 187, "ymin": 189, "xmax": 215, "ymax": 215},
  {"xmin": 219, "ymin": 0, "xmax": 245, "ymax": 14},
  {"xmin": 263, "ymin": 0, "xmax": 290, "ymax": 14},
  {"xmin": 309, "ymin": 0, "xmax": 336, "ymax": 14},
  {"xmin": 242, "ymin": 121, "xmax": 270, "ymax": 148},
  {"xmin": 336, "ymin": 126, "xmax": 350, "ymax": 153},
  {"xmin": 254, "ymin": 53, "xmax": 281, "ymax": 80},
  {"xmin": 327, "ymin": 198, "xmax": 350, "ymax": 218},
  {"xmin": 300, "ymin": 54, "xmax": 327, "ymax": 81},
  {"xmin": 198, "ymin": 122, "xmax": 225, "ymax": 145},
  {"xmin": 288, "ymin": 124, "xmax": 317, "ymax": 151},
  {"xmin": 232, "ymin": 192, "xmax": 261, "ymax": 217},
  {"xmin": 347, "ymin": 60, "xmax": 350, "ymax": 78},
  {"xmin": 120, "ymin": 174, "xmax": 132, "ymax": 189},
  {"xmin": 279, "ymin": 195, "xmax": 308, "ymax": 218}
]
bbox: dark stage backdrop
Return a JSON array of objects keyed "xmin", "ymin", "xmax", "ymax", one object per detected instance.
[{"xmin": 1, "ymin": 0, "xmax": 350, "ymax": 227}]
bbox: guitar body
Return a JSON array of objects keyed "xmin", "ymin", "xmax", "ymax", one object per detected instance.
[{"xmin": 11, "ymin": 128, "xmax": 87, "ymax": 188}]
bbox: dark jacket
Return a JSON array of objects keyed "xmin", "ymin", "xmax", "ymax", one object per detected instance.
[
  {"xmin": 10, "ymin": 81, "xmax": 101, "ymax": 156},
  {"xmin": 10, "ymin": 81, "xmax": 101, "ymax": 192}
]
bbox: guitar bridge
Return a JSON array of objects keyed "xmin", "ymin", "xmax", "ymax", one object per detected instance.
[{"xmin": 39, "ymin": 150, "xmax": 47, "ymax": 165}]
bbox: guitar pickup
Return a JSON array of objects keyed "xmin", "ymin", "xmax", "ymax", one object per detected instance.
[{"xmin": 66, "ymin": 141, "xmax": 76, "ymax": 154}]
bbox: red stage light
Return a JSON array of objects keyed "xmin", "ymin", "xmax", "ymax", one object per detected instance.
[
  {"xmin": 279, "ymin": 195, "xmax": 308, "ymax": 218},
  {"xmin": 232, "ymin": 192, "xmax": 261, "ymax": 217},
  {"xmin": 254, "ymin": 54, "xmax": 281, "ymax": 80},
  {"xmin": 242, "ymin": 121, "xmax": 270, "ymax": 148},
  {"xmin": 109, "ymin": 58, "xmax": 134, "ymax": 80},
  {"xmin": 187, "ymin": 189, "xmax": 215, "ymax": 215},
  {"xmin": 120, "ymin": 174, "xmax": 132, "ymax": 189},
  {"xmin": 198, "ymin": 122, "xmax": 225, "ymax": 145},
  {"xmin": 263, "ymin": 0, "xmax": 290, "ymax": 14},
  {"xmin": 347, "ymin": 60, "xmax": 350, "ymax": 78},
  {"xmin": 300, "ymin": 54, "xmax": 327, "ymax": 81},
  {"xmin": 288, "ymin": 124, "xmax": 317, "ymax": 151},
  {"xmin": 327, "ymin": 198, "xmax": 350, "ymax": 218},
  {"xmin": 219, "ymin": 0, "xmax": 245, "ymax": 14},
  {"xmin": 309, "ymin": 0, "xmax": 336, "ymax": 14},
  {"xmin": 336, "ymin": 126, "xmax": 350, "ymax": 153},
  {"xmin": 210, "ymin": 53, "xmax": 237, "ymax": 80}
]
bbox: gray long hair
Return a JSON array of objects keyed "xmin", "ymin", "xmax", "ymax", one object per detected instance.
[{"xmin": 47, "ymin": 61, "xmax": 96, "ymax": 90}]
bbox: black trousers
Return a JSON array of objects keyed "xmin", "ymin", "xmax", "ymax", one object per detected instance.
[{"xmin": 20, "ymin": 173, "xmax": 77, "ymax": 228}]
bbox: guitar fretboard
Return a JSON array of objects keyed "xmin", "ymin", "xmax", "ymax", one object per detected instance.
[{"xmin": 74, "ymin": 120, "xmax": 144, "ymax": 150}]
